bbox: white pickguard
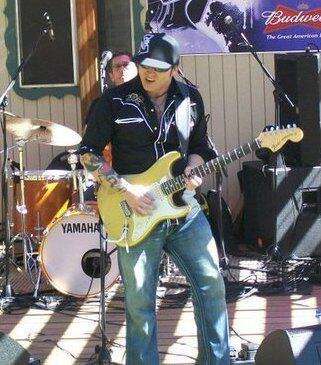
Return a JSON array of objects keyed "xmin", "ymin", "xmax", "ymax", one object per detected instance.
[{"xmin": 130, "ymin": 179, "xmax": 189, "ymax": 242}]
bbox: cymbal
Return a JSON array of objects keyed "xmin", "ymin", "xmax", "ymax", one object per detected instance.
[{"xmin": 2, "ymin": 111, "xmax": 82, "ymax": 146}]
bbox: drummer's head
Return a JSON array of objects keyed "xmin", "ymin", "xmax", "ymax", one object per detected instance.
[{"xmin": 107, "ymin": 51, "xmax": 137, "ymax": 86}]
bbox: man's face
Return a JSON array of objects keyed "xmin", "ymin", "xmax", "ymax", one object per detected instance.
[
  {"xmin": 109, "ymin": 55, "xmax": 137, "ymax": 86},
  {"xmin": 138, "ymin": 65, "xmax": 177, "ymax": 96}
]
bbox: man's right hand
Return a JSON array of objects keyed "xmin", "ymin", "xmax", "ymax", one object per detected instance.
[{"xmin": 124, "ymin": 184, "xmax": 155, "ymax": 215}]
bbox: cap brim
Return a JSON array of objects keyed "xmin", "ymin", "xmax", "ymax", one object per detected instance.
[{"xmin": 139, "ymin": 58, "xmax": 172, "ymax": 70}]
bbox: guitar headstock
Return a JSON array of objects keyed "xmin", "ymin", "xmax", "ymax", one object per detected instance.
[{"xmin": 257, "ymin": 124, "xmax": 303, "ymax": 152}]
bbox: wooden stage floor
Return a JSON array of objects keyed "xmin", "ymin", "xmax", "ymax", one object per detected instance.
[{"xmin": 1, "ymin": 260, "xmax": 321, "ymax": 364}]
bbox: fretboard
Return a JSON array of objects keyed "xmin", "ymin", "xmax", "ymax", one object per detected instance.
[{"xmin": 160, "ymin": 139, "xmax": 261, "ymax": 195}]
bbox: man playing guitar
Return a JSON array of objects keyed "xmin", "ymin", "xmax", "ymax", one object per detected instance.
[{"xmin": 80, "ymin": 33, "xmax": 230, "ymax": 365}]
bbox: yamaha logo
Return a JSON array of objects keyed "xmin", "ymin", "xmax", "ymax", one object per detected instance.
[{"xmin": 61, "ymin": 222, "xmax": 100, "ymax": 234}]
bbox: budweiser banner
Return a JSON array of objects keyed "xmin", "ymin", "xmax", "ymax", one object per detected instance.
[{"xmin": 144, "ymin": 0, "xmax": 321, "ymax": 54}]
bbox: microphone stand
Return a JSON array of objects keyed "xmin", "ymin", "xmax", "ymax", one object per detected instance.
[
  {"xmin": 226, "ymin": 20, "xmax": 297, "ymax": 129},
  {"xmin": 0, "ymin": 24, "xmax": 52, "ymax": 310},
  {"xmin": 215, "ymin": 172, "xmax": 229, "ymax": 270},
  {"xmin": 88, "ymin": 214, "xmax": 111, "ymax": 365}
]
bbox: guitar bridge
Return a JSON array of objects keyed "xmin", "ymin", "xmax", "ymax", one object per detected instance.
[{"xmin": 120, "ymin": 200, "xmax": 132, "ymax": 218}]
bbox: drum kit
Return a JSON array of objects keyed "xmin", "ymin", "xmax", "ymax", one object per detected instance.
[{"xmin": 0, "ymin": 111, "xmax": 119, "ymax": 299}]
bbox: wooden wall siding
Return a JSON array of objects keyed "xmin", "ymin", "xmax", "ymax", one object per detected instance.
[
  {"xmin": 76, "ymin": 0, "xmax": 100, "ymax": 122},
  {"xmin": 0, "ymin": 1, "xmax": 82, "ymax": 215}
]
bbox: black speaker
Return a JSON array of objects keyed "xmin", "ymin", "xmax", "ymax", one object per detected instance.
[
  {"xmin": 0, "ymin": 332, "xmax": 30, "ymax": 364},
  {"xmin": 255, "ymin": 324, "xmax": 321, "ymax": 365},
  {"xmin": 243, "ymin": 161, "xmax": 321, "ymax": 258},
  {"xmin": 275, "ymin": 52, "xmax": 321, "ymax": 166}
]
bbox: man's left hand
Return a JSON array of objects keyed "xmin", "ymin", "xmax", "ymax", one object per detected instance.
[
  {"xmin": 184, "ymin": 154, "xmax": 204, "ymax": 190},
  {"xmin": 184, "ymin": 165, "xmax": 203, "ymax": 190}
]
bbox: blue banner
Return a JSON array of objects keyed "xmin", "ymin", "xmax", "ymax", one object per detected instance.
[{"xmin": 145, "ymin": 0, "xmax": 321, "ymax": 54}]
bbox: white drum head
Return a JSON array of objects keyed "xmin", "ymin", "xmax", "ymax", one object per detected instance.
[{"xmin": 40, "ymin": 211, "xmax": 118, "ymax": 297}]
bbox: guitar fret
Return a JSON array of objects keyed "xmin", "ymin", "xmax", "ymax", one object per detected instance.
[
  {"xmin": 178, "ymin": 175, "xmax": 185, "ymax": 187},
  {"xmin": 220, "ymin": 156, "xmax": 227, "ymax": 167},
  {"xmin": 225, "ymin": 154, "xmax": 232, "ymax": 164},
  {"xmin": 205, "ymin": 163, "xmax": 211, "ymax": 174},
  {"xmin": 169, "ymin": 180, "xmax": 175, "ymax": 193},
  {"xmin": 246, "ymin": 142, "xmax": 253, "ymax": 152},
  {"xmin": 200, "ymin": 164, "xmax": 207, "ymax": 177},
  {"xmin": 167, "ymin": 181, "xmax": 172, "ymax": 193},
  {"xmin": 161, "ymin": 183, "xmax": 167, "ymax": 195},
  {"xmin": 213, "ymin": 161, "xmax": 220, "ymax": 172},
  {"xmin": 164, "ymin": 182, "xmax": 170, "ymax": 195},
  {"xmin": 247, "ymin": 143, "xmax": 253, "ymax": 152},
  {"xmin": 215, "ymin": 159, "xmax": 223, "ymax": 172},
  {"xmin": 233, "ymin": 148, "xmax": 238, "ymax": 160},
  {"xmin": 174, "ymin": 178, "xmax": 181, "ymax": 190},
  {"xmin": 254, "ymin": 138, "xmax": 261, "ymax": 148},
  {"xmin": 195, "ymin": 166, "xmax": 203, "ymax": 178}
]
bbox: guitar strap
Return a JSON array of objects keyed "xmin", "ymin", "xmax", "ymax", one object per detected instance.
[{"xmin": 175, "ymin": 82, "xmax": 191, "ymax": 162}]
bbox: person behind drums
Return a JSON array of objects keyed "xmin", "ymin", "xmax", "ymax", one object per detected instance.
[
  {"xmin": 83, "ymin": 51, "xmax": 137, "ymax": 201},
  {"xmin": 80, "ymin": 33, "xmax": 229, "ymax": 365},
  {"xmin": 46, "ymin": 51, "xmax": 138, "ymax": 201}
]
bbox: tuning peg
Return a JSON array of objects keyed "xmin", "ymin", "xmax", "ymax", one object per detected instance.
[
  {"xmin": 292, "ymin": 123, "xmax": 297, "ymax": 127},
  {"xmin": 287, "ymin": 124, "xmax": 292, "ymax": 128},
  {"xmin": 275, "ymin": 125, "xmax": 280, "ymax": 130}
]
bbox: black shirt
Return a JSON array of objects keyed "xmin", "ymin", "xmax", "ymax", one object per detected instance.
[{"xmin": 81, "ymin": 76, "xmax": 216, "ymax": 175}]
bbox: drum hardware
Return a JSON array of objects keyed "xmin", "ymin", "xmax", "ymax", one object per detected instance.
[
  {"xmin": 0, "ymin": 23, "xmax": 41, "ymax": 307},
  {"xmin": 34, "ymin": 212, "xmax": 45, "ymax": 241},
  {"xmin": 66, "ymin": 149, "xmax": 79, "ymax": 193},
  {"xmin": 12, "ymin": 140, "xmax": 42, "ymax": 287},
  {"xmin": 1, "ymin": 129, "xmax": 79, "ymax": 299},
  {"xmin": 64, "ymin": 149, "xmax": 96, "ymax": 213}
]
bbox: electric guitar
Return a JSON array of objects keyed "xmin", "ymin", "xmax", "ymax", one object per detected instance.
[{"xmin": 97, "ymin": 126, "xmax": 303, "ymax": 248}]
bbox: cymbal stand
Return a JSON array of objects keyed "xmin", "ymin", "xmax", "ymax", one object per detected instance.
[
  {"xmin": 16, "ymin": 140, "xmax": 27, "ymax": 220},
  {"xmin": 77, "ymin": 171, "xmax": 86, "ymax": 208},
  {"xmin": 15, "ymin": 141, "xmax": 39, "ymax": 286},
  {"xmin": 0, "ymin": 103, "xmax": 14, "ymax": 308},
  {"xmin": 67, "ymin": 151, "xmax": 86, "ymax": 210},
  {"xmin": 0, "ymin": 18, "xmax": 54, "ymax": 310}
]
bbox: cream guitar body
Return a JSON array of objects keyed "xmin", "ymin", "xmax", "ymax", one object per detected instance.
[{"xmin": 97, "ymin": 151, "xmax": 190, "ymax": 248}]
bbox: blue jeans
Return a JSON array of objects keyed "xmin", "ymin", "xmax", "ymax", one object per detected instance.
[{"xmin": 117, "ymin": 210, "xmax": 230, "ymax": 365}]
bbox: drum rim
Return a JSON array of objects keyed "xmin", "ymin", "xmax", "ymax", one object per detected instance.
[
  {"xmin": 39, "ymin": 209, "xmax": 117, "ymax": 298},
  {"xmin": 13, "ymin": 169, "xmax": 75, "ymax": 181}
]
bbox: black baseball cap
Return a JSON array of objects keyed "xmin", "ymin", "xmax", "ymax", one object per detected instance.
[{"xmin": 133, "ymin": 33, "xmax": 180, "ymax": 70}]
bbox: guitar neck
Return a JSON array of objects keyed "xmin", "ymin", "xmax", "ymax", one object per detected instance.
[{"xmin": 160, "ymin": 139, "xmax": 261, "ymax": 195}]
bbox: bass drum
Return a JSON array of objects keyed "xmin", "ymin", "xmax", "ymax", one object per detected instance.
[{"xmin": 40, "ymin": 209, "xmax": 119, "ymax": 297}]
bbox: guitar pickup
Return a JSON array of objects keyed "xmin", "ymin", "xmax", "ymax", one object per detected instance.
[{"xmin": 120, "ymin": 200, "xmax": 132, "ymax": 218}]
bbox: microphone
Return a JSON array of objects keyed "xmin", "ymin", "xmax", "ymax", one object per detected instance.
[
  {"xmin": 223, "ymin": 15, "xmax": 234, "ymax": 27},
  {"xmin": 59, "ymin": 149, "xmax": 82, "ymax": 162},
  {"xmin": 43, "ymin": 11, "xmax": 55, "ymax": 42},
  {"xmin": 8, "ymin": 158, "xmax": 20, "ymax": 171},
  {"xmin": 223, "ymin": 15, "xmax": 251, "ymax": 48},
  {"xmin": 101, "ymin": 50, "xmax": 113, "ymax": 70}
]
